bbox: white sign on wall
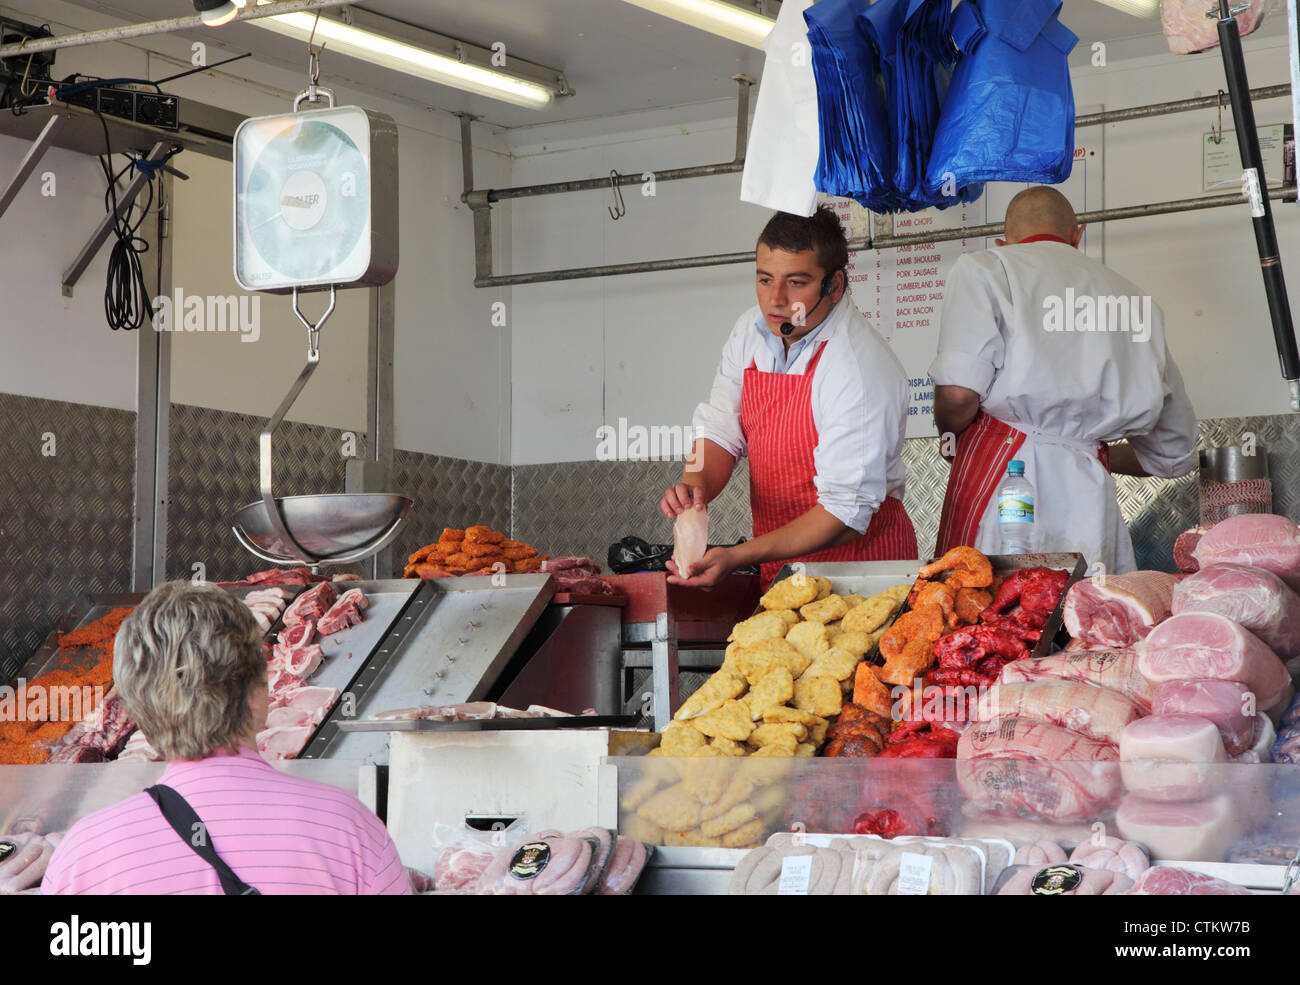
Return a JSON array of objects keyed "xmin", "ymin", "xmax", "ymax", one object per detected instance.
[{"xmin": 825, "ymin": 115, "xmax": 1105, "ymax": 438}]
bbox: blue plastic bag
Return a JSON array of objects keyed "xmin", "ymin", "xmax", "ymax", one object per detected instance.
[{"xmin": 925, "ymin": 0, "xmax": 1078, "ymax": 193}]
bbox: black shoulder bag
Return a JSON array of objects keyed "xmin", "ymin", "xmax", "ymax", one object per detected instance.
[{"xmin": 144, "ymin": 784, "xmax": 261, "ymax": 895}]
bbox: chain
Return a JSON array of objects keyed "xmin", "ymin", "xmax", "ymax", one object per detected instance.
[{"xmin": 1284, "ymin": 844, "xmax": 1300, "ymax": 896}]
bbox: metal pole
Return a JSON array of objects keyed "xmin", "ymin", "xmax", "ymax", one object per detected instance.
[
  {"xmin": 1217, "ymin": 1, "xmax": 1300, "ymax": 410},
  {"xmin": 473, "ymin": 186, "xmax": 1295, "ymax": 287},
  {"xmin": 1075, "ymin": 83, "xmax": 1289, "ymax": 128},
  {"xmin": 0, "ymin": 114, "xmax": 62, "ymax": 222},
  {"xmin": 464, "ymin": 85, "xmax": 1289, "ymax": 208},
  {"xmin": 0, "ymin": 0, "xmax": 356, "ymax": 60}
]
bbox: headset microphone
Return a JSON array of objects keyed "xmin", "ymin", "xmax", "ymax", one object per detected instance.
[{"xmin": 779, "ymin": 273, "xmax": 835, "ymax": 337}]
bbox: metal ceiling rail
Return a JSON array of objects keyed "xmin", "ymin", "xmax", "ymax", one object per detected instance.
[
  {"xmin": 462, "ymin": 82, "xmax": 1292, "ymax": 288},
  {"xmin": 0, "ymin": 0, "xmax": 355, "ymax": 59}
]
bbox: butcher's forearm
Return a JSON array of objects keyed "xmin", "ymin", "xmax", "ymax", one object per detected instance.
[
  {"xmin": 730, "ymin": 506, "xmax": 857, "ymax": 567},
  {"xmin": 933, "ymin": 386, "xmax": 981, "ymax": 449},
  {"xmin": 1107, "ymin": 442, "xmax": 1150, "ymax": 477},
  {"xmin": 681, "ymin": 438, "xmax": 736, "ymax": 502}
]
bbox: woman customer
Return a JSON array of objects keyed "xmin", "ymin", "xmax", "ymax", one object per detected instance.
[{"xmin": 43, "ymin": 580, "xmax": 409, "ymax": 895}]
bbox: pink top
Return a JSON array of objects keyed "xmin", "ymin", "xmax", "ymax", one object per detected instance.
[{"xmin": 43, "ymin": 748, "xmax": 410, "ymax": 895}]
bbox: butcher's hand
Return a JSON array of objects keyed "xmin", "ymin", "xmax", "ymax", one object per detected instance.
[
  {"xmin": 660, "ymin": 482, "xmax": 705, "ymax": 519},
  {"xmin": 666, "ymin": 546, "xmax": 735, "ymax": 589}
]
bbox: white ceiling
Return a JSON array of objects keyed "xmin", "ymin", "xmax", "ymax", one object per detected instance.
[{"xmin": 52, "ymin": 0, "xmax": 1292, "ymax": 131}]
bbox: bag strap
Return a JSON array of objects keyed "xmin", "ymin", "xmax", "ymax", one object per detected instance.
[
  {"xmin": 950, "ymin": 1, "xmax": 986, "ymax": 55},
  {"xmin": 144, "ymin": 784, "xmax": 260, "ymax": 896}
]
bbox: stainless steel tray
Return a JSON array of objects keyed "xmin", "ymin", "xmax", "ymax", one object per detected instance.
[
  {"xmin": 336, "ymin": 714, "xmax": 639, "ymax": 733},
  {"xmin": 301, "ymin": 574, "xmax": 559, "ymax": 763},
  {"xmin": 19, "ymin": 593, "xmax": 145, "ymax": 683},
  {"xmin": 288, "ymin": 579, "xmax": 422, "ymax": 707}
]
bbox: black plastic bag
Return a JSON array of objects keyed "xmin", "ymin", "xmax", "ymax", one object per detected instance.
[{"xmin": 607, "ymin": 536, "xmax": 758, "ymax": 575}]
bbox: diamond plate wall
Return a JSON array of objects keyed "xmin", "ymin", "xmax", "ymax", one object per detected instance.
[
  {"xmin": 388, "ymin": 450, "xmax": 511, "ymax": 575},
  {"xmin": 0, "ymin": 394, "xmax": 135, "ymax": 680},
  {"xmin": 167, "ymin": 404, "xmax": 512, "ymax": 581},
  {"xmin": 510, "ymin": 458, "xmax": 754, "ymax": 565},
  {"xmin": 511, "ymin": 414, "xmax": 1300, "ymax": 573}
]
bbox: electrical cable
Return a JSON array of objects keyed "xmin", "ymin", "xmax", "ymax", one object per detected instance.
[{"xmin": 96, "ymin": 111, "xmax": 155, "ymax": 331}]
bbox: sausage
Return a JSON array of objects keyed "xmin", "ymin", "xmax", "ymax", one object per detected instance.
[
  {"xmin": 1014, "ymin": 839, "xmax": 1069, "ymax": 866},
  {"xmin": 599, "ymin": 837, "xmax": 652, "ymax": 895},
  {"xmin": 730, "ymin": 846, "xmax": 770, "ymax": 895},
  {"xmin": 1069, "ymin": 837, "xmax": 1149, "ymax": 881},
  {"xmin": 574, "ymin": 827, "xmax": 615, "ymax": 895},
  {"xmin": 532, "ymin": 835, "xmax": 592, "ymax": 895}
]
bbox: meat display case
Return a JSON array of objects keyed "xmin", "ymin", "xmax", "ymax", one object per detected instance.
[{"xmin": 599, "ymin": 756, "xmax": 1300, "ymax": 894}]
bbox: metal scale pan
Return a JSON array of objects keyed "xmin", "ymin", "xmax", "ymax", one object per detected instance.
[{"xmin": 230, "ymin": 88, "xmax": 409, "ymax": 569}]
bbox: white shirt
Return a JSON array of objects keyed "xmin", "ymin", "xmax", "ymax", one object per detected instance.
[
  {"xmin": 930, "ymin": 241, "xmax": 1198, "ymax": 572},
  {"xmin": 693, "ymin": 294, "xmax": 909, "ymax": 533},
  {"xmin": 739, "ymin": 0, "xmax": 819, "ymax": 216}
]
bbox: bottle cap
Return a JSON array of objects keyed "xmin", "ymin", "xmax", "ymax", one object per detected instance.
[{"xmin": 1008, "ymin": 460, "xmax": 1025, "ymax": 476}]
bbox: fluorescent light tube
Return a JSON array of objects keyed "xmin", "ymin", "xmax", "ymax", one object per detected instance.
[
  {"xmin": 621, "ymin": 0, "xmax": 776, "ymax": 49},
  {"xmin": 1095, "ymin": 0, "xmax": 1162, "ymax": 18},
  {"xmin": 251, "ymin": 2, "xmax": 556, "ymax": 109}
]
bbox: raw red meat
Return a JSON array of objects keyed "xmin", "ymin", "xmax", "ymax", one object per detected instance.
[
  {"xmin": 256, "ymin": 724, "xmax": 314, "ymax": 760},
  {"xmin": 976, "ymin": 680, "xmax": 1141, "ymax": 744},
  {"xmin": 541, "ymin": 556, "xmax": 601, "ymax": 573},
  {"xmin": 316, "ymin": 588, "xmax": 368, "ymax": 636},
  {"xmin": 1151, "ymin": 679, "xmax": 1254, "ymax": 756},
  {"xmin": 283, "ymin": 581, "xmax": 337, "ymax": 628},
  {"xmin": 1127, "ymin": 866, "xmax": 1251, "ymax": 895},
  {"xmin": 998, "ymin": 649, "xmax": 1155, "ymax": 711},
  {"xmin": 1137, "ymin": 612, "xmax": 1291, "ymax": 711},
  {"xmin": 957, "ymin": 717, "xmax": 1120, "ymax": 821},
  {"xmin": 1193, "ymin": 514, "xmax": 1300, "ymax": 592},
  {"xmin": 434, "ymin": 843, "xmax": 495, "ymax": 893},
  {"xmin": 1173, "ymin": 526, "xmax": 1210, "ymax": 573},
  {"xmin": 1161, "ymin": 0, "xmax": 1266, "ymax": 56},
  {"xmin": 877, "ymin": 722, "xmax": 962, "ymax": 759},
  {"xmin": 1116, "ymin": 794, "xmax": 1242, "ymax": 862},
  {"xmin": 269, "ymin": 685, "xmax": 339, "ymax": 714},
  {"xmin": 1171, "ymin": 563, "xmax": 1300, "ymax": 660},
  {"xmin": 1062, "ymin": 571, "xmax": 1179, "ymax": 647},
  {"xmin": 243, "ymin": 567, "xmax": 322, "ymax": 586},
  {"xmin": 984, "ymin": 567, "xmax": 1069, "ymax": 625}
]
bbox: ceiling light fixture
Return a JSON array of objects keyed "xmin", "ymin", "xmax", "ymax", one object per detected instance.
[
  {"xmin": 248, "ymin": 2, "xmax": 564, "ymax": 109},
  {"xmin": 1094, "ymin": 0, "xmax": 1162, "ymax": 18},
  {"xmin": 619, "ymin": 0, "xmax": 777, "ymax": 49},
  {"xmin": 194, "ymin": 0, "xmax": 241, "ymax": 27}
]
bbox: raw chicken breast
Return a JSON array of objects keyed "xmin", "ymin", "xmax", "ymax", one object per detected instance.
[{"xmin": 672, "ymin": 506, "xmax": 708, "ymax": 578}]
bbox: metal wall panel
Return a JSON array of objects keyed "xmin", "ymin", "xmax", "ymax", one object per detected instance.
[
  {"xmin": 0, "ymin": 394, "xmax": 135, "ymax": 680},
  {"xmin": 510, "ymin": 458, "xmax": 754, "ymax": 569},
  {"xmin": 387, "ymin": 449, "xmax": 511, "ymax": 575},
  {"xmin": 1, "ymin": 394, "xmax": 1296, "ymax": 683},
  {"xmin": 511, "ymin": 414, "xmax": 1300, "ymax": 572},
  {"xmin": 168, "ymin": 403, "xmax": 513, "ymax": 581}
]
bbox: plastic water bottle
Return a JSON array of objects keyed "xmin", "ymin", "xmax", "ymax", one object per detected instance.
[{"xmin": 998, "ymin": 460, "xmax": 1035, "ymax": 555}]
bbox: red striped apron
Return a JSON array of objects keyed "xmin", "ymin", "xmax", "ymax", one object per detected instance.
[
  {"xmin": 935, "ymin": 410, "xmax": 1112, "ymax": 554},
  {"xmin": 936, "ymin": 232, "xmax": 1112, "ymax": 555},
  {"xmin": 740, "ymin": 341, "xmax": 917, "ymax": 588}
]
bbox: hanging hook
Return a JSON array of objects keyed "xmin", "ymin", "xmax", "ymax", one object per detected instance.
[
  {"xmin": 305, "ymin": 12, "xmax": 326, "ymax": 99},
  {"xmin": 607, "ymin": 169, "xmax": 626, "ymax": 220},
  {"xmin": 1212, "ymin": 89, "xmax": 1225, "ymax": 145}
]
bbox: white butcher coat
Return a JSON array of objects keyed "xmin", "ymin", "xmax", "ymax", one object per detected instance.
[
  {"xmin": 930, "ymin": 242, "xmax": 1198, "ymax": 573},
  {"xmin": 739, "ymin": 0, "xmax": 820, "ymax": 216}
]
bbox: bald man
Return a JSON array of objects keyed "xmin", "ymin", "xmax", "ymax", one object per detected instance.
[{"xmin": 928, "ymin": 186, "xmax": 1197, "ymax": 572}]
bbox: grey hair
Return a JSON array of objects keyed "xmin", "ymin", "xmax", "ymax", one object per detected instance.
[{"xmin": 113, "ymin": 581, "xmax": 265, "ymax": 761}]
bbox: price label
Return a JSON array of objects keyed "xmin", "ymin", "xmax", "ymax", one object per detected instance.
[
  {"xmin": 777, "ymin": 855, "xmax": 813, "ymax": 895},
  {"xmin": 897, "ymin": 852, "xmax": 933, "ymax": 895}
]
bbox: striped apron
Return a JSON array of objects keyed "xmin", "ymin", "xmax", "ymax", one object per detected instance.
[{"xmin": 741, "ymin": 341, "xmax": 918, "ymax": 588}]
